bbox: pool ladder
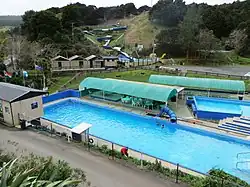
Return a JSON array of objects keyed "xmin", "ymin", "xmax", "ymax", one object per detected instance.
[{"xmin": 236, "ymin": 152, "xmax": 250, "ymax": 170}]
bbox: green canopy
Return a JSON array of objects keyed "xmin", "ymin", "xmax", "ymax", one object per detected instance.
[
  {"xmin": 79, "ymin": 77, "xmax": 177, "ymax": 102},
  {"xmin": 149, "ymin": 75, "xmax": 245, "ymax": 92}
]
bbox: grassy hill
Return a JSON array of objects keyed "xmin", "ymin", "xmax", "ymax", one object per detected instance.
[{"xmin": 119, "ymin": 12, "xmax": 164, "ymax": 48}]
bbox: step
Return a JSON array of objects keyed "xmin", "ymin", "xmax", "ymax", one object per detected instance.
[
  {"xmin": 218, "ymin": 125, "xmax": 250, "ymax": 135},
  {"xmin": 219, "ymin": 125, "xmax": 250, "ymax": 135},
  {"xmin": 223, "ymin": 123, "xmax": 250, "ymax": 132},
  {"xmin": 233, "ymin": 120, "xmax": 250, "ymax": 126},
  {"xmin": 226, "ymin": 122, "xmax": 250, "ymax": 130},
  {"xmin": 222, "ymin": 124, "xmax": 250, "ymax": 134},
  {"xmin": 240, "ymin": 117, "xmax": 250, "ymax": 122}
]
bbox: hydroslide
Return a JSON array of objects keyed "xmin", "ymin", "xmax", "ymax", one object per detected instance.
[
  {"xmin": 94, "ymin": 26, "xmax": 128, "ymax": 32},
  {"xmin": 156, "ymin": 106, "xmax": 177, "ymax": 123}
]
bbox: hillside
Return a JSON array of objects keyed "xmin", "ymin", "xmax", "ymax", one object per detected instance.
[
  {"xmin": 120, "ymin": 12, "xmax": 163, "ymax": 48},
  {"xmin": 0, "ymin": 16, "xmax": 22, "ymax": 26}
]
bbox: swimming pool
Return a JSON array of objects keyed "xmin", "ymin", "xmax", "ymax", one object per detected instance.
[
  {"xmin": 43, "ymin": 98, "xmax": 250, "ymax": 182},
  {"xmin": 193, "ymin": 96, "xmax": 250, "ymax": 120}
]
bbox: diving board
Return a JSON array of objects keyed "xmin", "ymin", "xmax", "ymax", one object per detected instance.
[{"xmin": 71, "ymin": 122, "xmax": 92, "ymax": 134}]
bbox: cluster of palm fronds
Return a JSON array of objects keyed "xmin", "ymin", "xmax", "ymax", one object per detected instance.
[{"xmin": 0, "ymin": 157, "xmax": 82, "ymax": 187}]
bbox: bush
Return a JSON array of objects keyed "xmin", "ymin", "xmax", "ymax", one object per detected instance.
[{"xmin": 0, "ymin": 151, "xmax": 88, "ymax": 186}]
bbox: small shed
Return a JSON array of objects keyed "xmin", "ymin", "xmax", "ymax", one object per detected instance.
[
  {"xmin": 51, "ymin": 56, "xmax": 69, "ymax": 70},
  {"xmin": 85, "ymin": 55, "xmax": 104, "ymax": 68},
  {"xmin": 68, "ymin": 55, "xmax": 88, "ymax": 69},
  {"xmin": 0, "ymin": 82, "xmax": 47, "ymax": 127},
  {"xmin": 101, "ymin": 56, "xmax": 118, "ymax": 68}
]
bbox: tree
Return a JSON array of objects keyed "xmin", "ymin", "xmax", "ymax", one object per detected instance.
[
  {"xmin": 0, "ymin": 31, "xmax": 8, "ymax": 62},
  {"xmin": 227, "ymin": 29, "xmax": 248, "ymax": 55},
  {"xmin": 0, "ymin": 63, "xmax": 6, "ymax": 76},
  {"xmin": 21, "ymin": 10, "xmax": 62, "ymax": 42},
  {"xmin": 21, "ymin": 10, "xmax": 37, "ymax": 41},
  {"xmin": 179, "ymin": 5, "xmax": 202, "ymax": 59},
  {"xmin": 155, "ymin": 27, "xmax": 185, "ymax": 57},
  {"xmin": 198, "ymin": 29, "xmax": 222, "ymax": 59},
  {"xmin": 149, "ymin": 0, "xmax": 186, "ymax": 27}
]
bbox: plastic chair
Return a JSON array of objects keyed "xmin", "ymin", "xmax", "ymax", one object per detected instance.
[
  {"xmin": 132, "ymin": 98, "xmax": 136, "ymax": 106},
  {"xmin": 145, "ymin": 100, "xmax": 153, "ymax": 110}
]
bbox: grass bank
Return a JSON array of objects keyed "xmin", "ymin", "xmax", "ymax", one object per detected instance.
[{"xmin": 49, "ymin": 69, "xmax": 250, "ymax": 93}]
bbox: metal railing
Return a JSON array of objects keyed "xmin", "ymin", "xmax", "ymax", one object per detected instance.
[
  {"xmin": 237, "ymin": 152, "xmax": 250, "ymax": 159},
  {"xmin": 236, "ymin": 161, "xmax": 250, "ymax": 169},
  {"xmin": 32, "ymin": 121, "xmax": 249, "ymax": 187},
  {"xmin": 187, "ymin": 70, "xmax": 250, "ymax": 80}
]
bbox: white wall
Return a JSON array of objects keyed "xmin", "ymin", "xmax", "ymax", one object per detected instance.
[
  {"xmin": 52, "ymin": 60, "xmax": 70, "ymax": 69},
  {"xmin": 71, "ymin": 60, "xmax": 79, "ymax": 68},
  {"xmin": 11, "ymin": 96, "xmax": 44, "ymax": 126},
  {"xmin": 1, "ymin": 100, "xmax": 13, "ymax": 125},
  {"xmin": 105, "ymin": 60, "xmax": 117, "ymax": 67}
]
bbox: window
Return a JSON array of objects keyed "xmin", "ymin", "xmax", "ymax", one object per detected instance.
[
  {"xmin": 5, "ymin": 107, "xmax": 9, "ymax": 113},
  {"xmin": 31, "ymin": 102, "xmax": 38, "ymax": 109}
]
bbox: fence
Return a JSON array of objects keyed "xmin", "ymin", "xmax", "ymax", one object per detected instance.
[
  {"xmin": 187, "ymin": 70, "xmax": 250, "ymax": 80},
  {"xmin": 36, "ymin": 116, "xmax": 249, "ymax": 187},
  {"xmin": 80, "ymin": 134, "xmax": 250, "ymax": 187},
  {"xmin": 42, "ymin": 90, "xmax": 80, "ymax": 104}
]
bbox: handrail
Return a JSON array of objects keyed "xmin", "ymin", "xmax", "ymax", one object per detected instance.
[
  {"xmin": 237, "ymin": 152, "xmax": 250, "ymax": 159},
  {"xmin": 236, "ymin": 161, "xmax": 250, "ymax": 169}
]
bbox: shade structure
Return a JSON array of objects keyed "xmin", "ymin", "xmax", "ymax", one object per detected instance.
[
  {"xmin": 79, "ymin": 77, "xmax": 178, "ymax": 102},
  {"xmin": 149, "ymin": 75, "xmax": 245, "ymax": 92}
]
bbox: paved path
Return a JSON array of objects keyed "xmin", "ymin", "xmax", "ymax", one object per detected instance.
[
  {"xmin": 0, "ymin": 127, "xmax": 186, "ymax": 187},
  {"xmin": 173, "ymin": 65, "xmax": 250, "ymax": 76}
]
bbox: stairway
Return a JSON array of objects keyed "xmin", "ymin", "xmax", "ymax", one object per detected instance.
[{"xmin": 218, "ymin": 116, "xmax": 250, "ymax": 136}]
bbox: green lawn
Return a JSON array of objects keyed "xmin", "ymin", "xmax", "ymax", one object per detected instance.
[
  {"xmin": 48, "ymin": 76, "xmax": 72, "ymax": 93},
  {"xmin": 53, "ymin": 70, "xmax": 175, "ymax": 93},
  {"xmin": 49, "ymin": 69, "xmax": 250, "ymax": 93}
]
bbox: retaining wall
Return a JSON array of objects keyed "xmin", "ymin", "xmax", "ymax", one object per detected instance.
[{"xmin": 42, "ymin": 90, "xmax": 80, "ymax": 104}]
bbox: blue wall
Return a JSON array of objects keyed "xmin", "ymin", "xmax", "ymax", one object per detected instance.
[
  {"xmin": 193, "ymin": 96, "xmax": 245, "ymax": 120},
  {"xmin": 43, "ymin": 90, "xmax": 80, "ymax": 104},
  {"xmin": 196, "ymin": 110, "xmax": 241, "ymax": 120}
]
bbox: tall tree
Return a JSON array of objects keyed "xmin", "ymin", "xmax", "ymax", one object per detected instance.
[
  {"xmin": 149, "ymin": 0, "xmax": 186, "ymax": 27},
  {"xmin": 22, "ymin": 10, "xmax": 62, "ymax": 42},
  {"xmin": 198, "ymin": 29, "xmax": 222, "ymax": 59},
  {"xmin": 155, "ymin": 27, "xmax": 184, "ymax": 57},
  {"xmin": 227, "ymin": 29, "xmax": 248, "ymax": 55},
  {"xmin": 179, "ymin": 5, "xmax": 201, "ymax": 59}
]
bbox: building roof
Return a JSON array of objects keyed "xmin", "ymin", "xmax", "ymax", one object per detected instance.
[
  {"xmin": 85, "ymin": 55, "xmax": 97, "ymax": 61},
  {"xmin": 148, "ymin": 75, "xmax": 245, "ymax": 92},
  {"xmin": 68, "ymin": 55, "xmax": 85, "ymax": 61},
  {"xmin": 0, "ymin": 82, "xmax": 47, "ymax": 103},
  {"xmin": 51, "ymin": 56, "xmax": 69, "ymax": 61},
  {"xmin": 101, "ymin": 56, "xmax": 118, "ymax": 60},
  {"xmin": 79, "ymin": 77, "xmax": 177, "ymax": 102}
]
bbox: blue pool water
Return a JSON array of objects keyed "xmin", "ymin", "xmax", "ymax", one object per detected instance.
[
  {"xmin": 195, "ymin": 97, "xmax": 250, "ymax": 117},
  {"xmin": 43, "ymin": 99, "xmax": 250, "ymax": 182}
]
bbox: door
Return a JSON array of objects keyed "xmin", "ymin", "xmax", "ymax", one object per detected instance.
[
  {"xmin": 101, "ymin": 60, "xmax": 105, "ymax": 68},
  {"xmin": 58, "ymin": 61, "xmax": 62, "ymax": 69},
  {"xmin": 79, "ymin": 61, "xmax": 83, "ymax": 68},
  {"xmin": 90, "ymin": 60, "xmax": 93, "ymax": 68}
]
